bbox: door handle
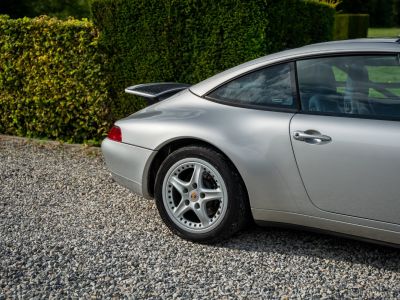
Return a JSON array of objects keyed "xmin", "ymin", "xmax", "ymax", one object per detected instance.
[{"xmin": 293, "ymin": 130, "xmax": 332, "ymax": 144}]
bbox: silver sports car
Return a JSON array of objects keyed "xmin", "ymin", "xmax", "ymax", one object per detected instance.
[{"xmin": 102, "ymin": 39, "xmax": 400, "ymax": 245}]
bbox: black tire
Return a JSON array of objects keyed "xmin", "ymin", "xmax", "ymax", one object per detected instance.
[{"xmin": 154, "ymin": 145, "xmax": 250, "ymax": 243}]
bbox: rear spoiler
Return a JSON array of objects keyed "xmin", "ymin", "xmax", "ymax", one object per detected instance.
[{"xmin": 125, "ymin": 82, "xmax": 191, "ymax": 105}]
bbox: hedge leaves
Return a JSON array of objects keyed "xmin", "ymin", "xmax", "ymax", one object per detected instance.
[
  {"xmin": 0, "ymin": 1, "xmax": 335, "ymax": 143},
  {"xmin": 0, "ymin": 15, "xmax": 111, "ymax": 143}
]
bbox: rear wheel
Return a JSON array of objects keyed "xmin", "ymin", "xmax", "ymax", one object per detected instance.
[{"xmin": 154, "ymin": 146, "xmax": 249, "ymax": 242}]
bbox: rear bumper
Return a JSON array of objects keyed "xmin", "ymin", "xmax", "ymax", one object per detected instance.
[{"xmin": 101, "ymin": 138, "xmax": 155, "ymax": 197}]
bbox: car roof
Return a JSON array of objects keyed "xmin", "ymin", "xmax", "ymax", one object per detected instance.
[{"xmin": 190, "ymin": 38, "xmax": 400, "ymax": 96}]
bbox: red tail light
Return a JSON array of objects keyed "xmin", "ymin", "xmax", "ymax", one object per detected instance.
[{"xmin": 107, "ymin": 126, "xmax": 122, "ymax": 142}]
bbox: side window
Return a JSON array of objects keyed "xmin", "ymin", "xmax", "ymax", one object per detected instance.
[
  {"xmin": 207, "ymin": 63, "xmax": 295, "ymax": 109},
  {"xmin": 297, "ymin": 58, "xmax": 346, "ymax": 114},
  {"xmin": 297, "ymin": 55, "xmax": 400, "ymax": 119}
]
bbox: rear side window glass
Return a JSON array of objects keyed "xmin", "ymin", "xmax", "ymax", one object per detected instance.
[
  {"xmin": 297, "ymin": 55, "xmax": 400, "ymax": 119},
  {"xmin": 207, "ymin": 63, "xmax": 295, "ymax": 109}
]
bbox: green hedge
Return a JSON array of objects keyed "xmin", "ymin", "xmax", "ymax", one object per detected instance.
[
  {"xmin": 0, "ymin": 15, "xmax": 111, "ymax": 143},
  {"xmin": 0, "ymin": 1, "xmax": 335, "ymax": 144},
  {"xmin": 334, "ymin": 14, "xmax": 370, "ymax": 40},
  {"xmin": 91, "ymin": 0, "xmax": 335, "ymax": 117}
]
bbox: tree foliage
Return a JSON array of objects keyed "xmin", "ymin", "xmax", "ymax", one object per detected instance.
[
  {"xmin": 337, "ymin": 0, "xmax": 400, "ymax": 27},
  {"xmin": 0, "ymin": 0, "xmax": 90, "ymax": 19}
]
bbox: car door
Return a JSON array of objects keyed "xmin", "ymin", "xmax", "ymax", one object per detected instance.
[{"xmin": 290, "ymin": 54, "xmax": 400, "ymax": 225}]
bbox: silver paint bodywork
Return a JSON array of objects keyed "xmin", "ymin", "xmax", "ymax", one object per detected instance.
[{"xmin": 102, "ymin": 39, "xmax": 400, "ymax": 245}]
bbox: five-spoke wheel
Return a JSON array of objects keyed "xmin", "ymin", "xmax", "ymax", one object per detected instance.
[
  {"xmin": 163, "ymin": 158, "xmax": 227, "ymax": 233},
  {"xmin": 155, "ymin": 146, "xmax": 249, "ymax": 242}
]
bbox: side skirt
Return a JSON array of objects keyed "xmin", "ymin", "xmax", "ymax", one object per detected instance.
[{"xmin": 252, "ymin": 209, "xmax": 400, "ymax": 247}]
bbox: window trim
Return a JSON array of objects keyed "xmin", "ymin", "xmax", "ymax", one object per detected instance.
[
  {"xmin": 296, "ymin": 110, "xmax": 400, "ymax": 122},
  {"xmin": 294, "ymin": 52, "xmax": 400, "ymax": 122},
  {"xmin": 204, "ymin": 61, "xmax": 299, "ymax": 113},
  {"xmin": 202, "ymin": 51, "xmax": 400, "ymax": 114}
]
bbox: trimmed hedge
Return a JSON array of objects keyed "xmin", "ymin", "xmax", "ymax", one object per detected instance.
[
  {"xmin": 0, "ymin": 15, "xmax": 111, "ymax": 143},
  {"xmin": 333, "ymin": 14, "xmax": 369, "ymax": 40},
  {"xmin": 0, "ymin": 1, "xmax": 335, "ymax": 144},
  {"xmin": 91, "ymin": 0, "xmax": 335, "ymax": 115}
]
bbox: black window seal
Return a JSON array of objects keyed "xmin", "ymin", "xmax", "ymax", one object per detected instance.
[
  {"xmin": 291, "ymin": 61, "xmax": 302, "ymax": 111},
  {"xmin": 297, "ymin": 110, "xmax": 400, "ymax": 122},
  {"xmin": 204, "ymin": 95, "xmax": 299, "ymax": 113},
  {"xmin": 201, "ymin": 51, "xmax": 399, "ymax": 113},
  {"xmin": 204, "ymin": 51, "xmax": 398, "ymax": 95}
]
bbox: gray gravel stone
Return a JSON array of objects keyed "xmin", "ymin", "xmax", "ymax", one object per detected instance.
[{"xmin": 1, "ymin": 135, "xmax": 400, "ymax": 299}]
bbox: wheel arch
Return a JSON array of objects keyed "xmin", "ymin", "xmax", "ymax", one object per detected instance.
[{"xmin": 145, "ymin": 138, "xmax": 250, "ymax": 204}]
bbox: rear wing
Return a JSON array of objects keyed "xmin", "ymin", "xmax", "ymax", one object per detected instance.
[{"xmin": 125, "ymin": 82, "xmax": 191, "ymax": 105}]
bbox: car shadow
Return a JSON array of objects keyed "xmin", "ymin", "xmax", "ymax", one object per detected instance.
[{"xmin": 214, "ymin": 224, "xmax": 400, "ymax": 273}]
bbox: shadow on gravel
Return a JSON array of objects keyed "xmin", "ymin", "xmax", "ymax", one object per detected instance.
[{"xmin": 215, "ymin": 224, "xmax": 400, "ymax": 273}]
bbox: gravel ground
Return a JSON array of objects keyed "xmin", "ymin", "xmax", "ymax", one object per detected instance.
[{"xmin": 1, "ymin": 135, "xmax": 400, "ymax": 299}]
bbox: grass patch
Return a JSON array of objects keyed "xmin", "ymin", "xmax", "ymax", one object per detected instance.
[{"xmin": 368, "ymin": 27, "xmax": 400, "ymax": 38}]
